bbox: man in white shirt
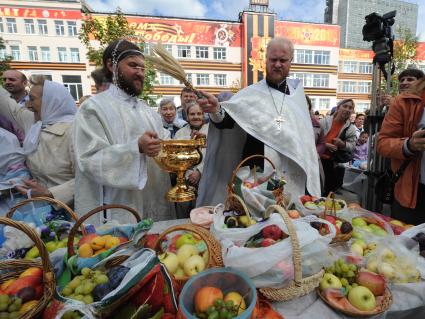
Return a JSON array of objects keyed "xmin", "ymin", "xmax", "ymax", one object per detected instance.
[{"xmin": 2, "ymin": 70, "xmax": 29, "ymax": 107}]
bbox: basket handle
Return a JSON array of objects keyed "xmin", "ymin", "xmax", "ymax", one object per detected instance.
[
  {"xmin": 0, "ymin": 217, "xmax": 54, "ymax": 283},
  {"xmin": 6, "ymin": 196, "xmax": 79, "ymax": 221},
  {"xmin": 264, "ymin": 205, "xmax": 302, "ymax": 286},
  {"xmin": 228, "ymin": 155, "xmax": 277, "ymax": 191},
  {"xmin": 224, "ymin": 193, "xmax": 252, "ymax": 220},
  {"xmin": 322, "ymin": 192, "xmax": 337, "ymax": 218},
  {"xmin": 67, "ymin": 204, "xmax": 142, "ymax": 257}
]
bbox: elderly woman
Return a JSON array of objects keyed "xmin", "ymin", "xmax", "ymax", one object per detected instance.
[
  {"xmin": 0, "ymin": 77, "xmax": 76, "ymax": 205},
  {"xmin": 159, "ymin": 98, "xmax": 183, "ymax": 138}
]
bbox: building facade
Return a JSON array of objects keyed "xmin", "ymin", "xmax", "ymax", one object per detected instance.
[
  {"xmin": 1, "ymin": 0, "xmax": 424, "ymax": 113},
  {"xmin": 325, "ymin": 0, "xmax": 418, "ymax": 49}
]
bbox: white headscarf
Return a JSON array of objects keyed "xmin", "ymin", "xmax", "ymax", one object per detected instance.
[{"xmin": 23, "ymin": 80, "xmax": 77, "ymax": 154}]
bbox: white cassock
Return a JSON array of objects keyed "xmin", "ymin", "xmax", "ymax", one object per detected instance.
[
  {"xmin": 73, "ymin": 85, "xmax": 175, "ymax": 225},
  {"xmin": 197, "ymin": 79, "xmax": 320, "ymax": 207}
]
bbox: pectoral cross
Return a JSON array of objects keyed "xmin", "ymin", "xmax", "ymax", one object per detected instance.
[{"xmin": 275, "ymin": 115, "xmax": 285, "ymax": 130}]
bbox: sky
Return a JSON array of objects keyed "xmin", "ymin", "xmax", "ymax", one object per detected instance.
[{"xmin": 85, "ymin": 0, "xmax": 425, "ymax": 41}]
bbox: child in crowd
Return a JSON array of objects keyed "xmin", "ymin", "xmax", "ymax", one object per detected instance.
[{"xmin": 352, "ymin": 131, "xmax": 369, "ymax": 170}]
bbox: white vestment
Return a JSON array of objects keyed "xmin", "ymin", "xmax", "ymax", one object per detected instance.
[
  {"xmin": 197, "ymin": 79, "xmax": 320, "ymax": 207},
  {"xmin": 73, "ymin": 85, "xmax": 175, "ymax": 225}
]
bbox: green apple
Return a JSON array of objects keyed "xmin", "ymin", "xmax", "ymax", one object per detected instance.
[
  {"xmin": 353, "ymin": 239, "xmax": 367, "ymax": 249},
  {"xmin": 176, "ymin": 233, "xmax": 197, "ymax": 249},
  {"xmin": 177, "ymin": 244, "xmax": 198, "ymax": 266},
  {"xmin": 351, "ymin": 243, "xmax": 364, "ymax": 256},
  {"xmin": 159, "ymin": 252, "xmax": 179, "ymax": 274},
  {"xmin": 352, "ymin": 218, "xmax": 367, "ymax": 227},
  {"xmin": 348, "ymin": 286, "xmax": 376, "ymax": 311},
  {"xmin": 372, "ymin": 228, "xmax": 387, "ymax": 237},
  {"xmin": 183, "ymin": 255, "xmax": 205, "ymax": 276},
  {"xmin": 352, "ymin": 230, "xmax": 364, "ymax": 240},
  {"xmin": 319, "ymin": 273, "xmax": 342, "ymax": 291}
]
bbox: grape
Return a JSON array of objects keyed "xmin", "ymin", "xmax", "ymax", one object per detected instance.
[
  {"xmin": 74, "ymin": 285, "xmax": 84, "ymax": 295},
  {"xmin": 9, "ymin": 312, "xmax": 19, "ymax": 319},
  {"xmin": 8, "ymin": 303, "xmax": 18, "ymax": 313},
  {"xmin": 62, "ymin": 311, "xmax": 74, "ymax": 319},
  {"xmin": 13, "ymin": 298, "xmax": 22, "ymax": 309},
  {"xmin": 0, "ymin": 313, "xmax": 8, "ymax": 319},
  {"xmin": 83, "ymin": 283, "xmax": 95, "ymax": 295},
  {"xmin": 224, "ymin": 300, "xmax": 234, "ymax": 310},
  {"xmin": 214, "ymin": 299, "xmax": 224, "ymax": 308},
  {"xmin": 94, "ymin": 274, "xmax": 109, "ymax": 285},
  {"xmin": 346, "ymin": 270, "xmax": 355, "ymax": 278},
  {"xmin": 340, "ymin": 278, "xmax": 349, "ymax": 287},
  {"xmin": 62, "ymin": 287, "xmax": 73, "ymax": 296},
  {"xmin": 73, "ymin": 295, "xmax": 84, "ymax": 302},
  {"xmin": 83, "ymin": 295, "xmax": 93, "ymax": 304},
  {"xmin": 0, "ymin": 304, "xmax": 7, "ymax": 312},
  {"xmin": 349, "ymin": 264, "xmax": 357, "ymax": 272},
  {"xmin": 69, "ymin": 278, "xmax": 81, "ymax": 290},
  {"xmin": 81, "ymin": 268, "xmax": 91, "ymax": 277},
  {"xmin": 341, "ymin": 264, "xmax": 349, "ymax": 273},
  {"xmin": 0, "ymin": 296, "xmax": 9, "ymax": 305},
  {"xmin": 206, "ymin": 306, "xmax": 216, "ymax": 315}
]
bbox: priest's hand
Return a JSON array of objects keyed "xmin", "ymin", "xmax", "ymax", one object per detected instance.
[
  {"xmin": 139, "ymin": 131, "xmax": 161, "ymax": 157},
  {"xmin": 197, "ymin": 90, "xmax": 220, "ymax": 113},
  {"xmin": 14, "ymin": 179, "xmax": 53, "ymax": 198},
  {"xmin": 188, "ymin": 169, "xmax": 201, "ymax": 186},
  {"xmin": 326, "ymin": 143, "xmax": 337, "ymax": 152}
]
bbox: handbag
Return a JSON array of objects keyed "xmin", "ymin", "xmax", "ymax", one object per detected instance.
[
  {"xmin": 332, "ymin": 125, "xmax": 354, "ymax": 163},
  {"xmin": 375, "ymin": 159, "xmax": 411, "ymax": 204}
]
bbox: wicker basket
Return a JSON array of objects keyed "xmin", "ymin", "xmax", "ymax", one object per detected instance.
[
  {"xmin": 67, "ymin": 204, "xmax": 141, "ymax": 268},
  {"xmin": 6, "ymin": 196, "xmax": 79, "ymax": 221},
  {"xmin": 0, "ymin": 217, "xmax": 55, "ymax": 319},
  {"xmin": 316, "ymin": 287, "xmax": 393, "ymax": 317},
  {"xmin": 154, "ymin": 223, "xmax": 223, "ymax": 286},
  {"xmin": 319, "ymin": 193, "xmax": 352, "ymax": 244},
  {"xmin": 258, "ymin": 205, "xmax": 324, "ymax": 301}
]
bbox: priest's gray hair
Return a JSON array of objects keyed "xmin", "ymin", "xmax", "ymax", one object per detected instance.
[{"xmin": 266, "ymin": 37, "xmax": 294, "ymax": 58}]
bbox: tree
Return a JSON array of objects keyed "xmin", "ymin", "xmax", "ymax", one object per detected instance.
[
  {"xmin": 0, "ymin": 37, "xmax": 12, "ymax": 85},
  {"xmin": 79, "ymin": 9, "xmax": 159, "ymax": 106}
]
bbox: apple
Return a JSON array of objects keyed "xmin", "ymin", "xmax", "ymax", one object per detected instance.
[
  {"xmin": 356, "ymin": 271, "xmax": 386, "ymax": 296},
  {"xmin": 335, "ymin": 220, "xmax": 343, "ymax": 229},
  {"xmin": 348, "ymin": 286, "xmax": 376, "ymax": 311},
  {"xmin": 353, "ymin": 239, "xmax": 367, "ymax": 249},
  {"xmin": 176, "ymin": 233, "xmax": 197, "ymax": 249},
  {"xmin": 352, "ymin": 230, "xmax": 364, "ymax": 240},
  {"xmin": 183, "ymin": 255, "xmax": 205, "ymax": 276},
  {"xmin": 238, "ymin": 216, "xmax": 251, "ymax": 227},
  {"xmin": 319, "ymin": 273, "xmax": 342, "ymax": 291},
  {"xmin": 159, "ymin": 252, "xmax": 179, "ymax": 274},
  {"xmin": 380, "ymin": 248, "xmax": 395, "ymax": 262},
  {"xmin": 261, "ymin": 238, "xmax": 276, "ymax": 247},
  {"xmin": 174, "ymin": 267, "xmax": 185, "ymax": 279},
  {"xmin": 194, "ymin": 286, "xmax": 224, "ymax": 313},
  {"xmin": 350, "ymin": 243, "xmax": 364, "ymax": 256},
  {"xmin": 224, "ymin": 292, "xmax": 246, "ymax": 315},
  {"xmin": 177, "ymin": 244, "xmax": 198, "ymax": 266},
  {"xmin": 367, "ymin": 259, "xmax": 378, "ymax": 273},
  {"xmin": 378, "ymin": 262, "xmax": 395, "ymax": 279},
  {"xmin": 262, "ymin": 225, "xmax": 282, "ymax": 240},
  {"xmin": 325, "ymin": 216, "xmax": 336, "ymax": 225},
  {"xmin": 352, "ymin": 218, "xmax": 367, "ymax": 227},
  {"xmin": 372, "ymin": 228, "xmax": 387, "ymax": 237}
]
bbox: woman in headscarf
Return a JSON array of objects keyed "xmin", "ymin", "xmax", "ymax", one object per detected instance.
[{"xmin": 0, "ymin": 76, "xmax": 76, "ymax": 205}]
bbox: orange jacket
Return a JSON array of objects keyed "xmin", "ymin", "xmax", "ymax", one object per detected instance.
[{"xmin": 377, "ymin": 91, "xmax": 424, "ymax": 208}]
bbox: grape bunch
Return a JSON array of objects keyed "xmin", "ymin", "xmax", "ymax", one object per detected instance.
[
  {"xmin": 62, "ymin": 310, "xmax": 82, "ymax": 319},
  {"xmin": 61, "ymin": 268, "xmax": 109, "ymax": 304},
  {"xmin": 0, "ymin": 295, "xmax": 22, "ymax": 319},
  {"xmin": 325, "ymin": 258, "xmax": 359, "ymax": 295},
  {"xmin": 196, "ymin": 299, "xmax": 240, "ymax": 319}
]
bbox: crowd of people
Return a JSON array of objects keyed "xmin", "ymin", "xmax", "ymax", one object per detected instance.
[{"xmin": 1, "ymin": 36, "xmax": 424, "ymax": 225}]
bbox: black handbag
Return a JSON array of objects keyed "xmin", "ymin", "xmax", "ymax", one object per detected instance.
[
  {"xmin": 332, "ymin": 125, "xmax": 354, "ymax": 163},
  {"xmin": 375, "ymin": 159, "xmax": 411, "ymax": 204}
]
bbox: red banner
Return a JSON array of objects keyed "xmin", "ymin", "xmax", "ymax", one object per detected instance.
[
  {"xmin": 339, "ymin": 48, "xmax": 374, "ymax": 60},
  {"xmin": 275, "ymin": 21, "xmax": 340, "ymax": 47},
  {"xmin": 124, "ymin": 17, "xmax": 242, "ymax": 46},
  {"xmin": 0, "ymin": 7, "xmax": 81, "ymax": 20},
  {"xmin": 416, "ymin": 42, "xmax": 425, "ymax": 61}
]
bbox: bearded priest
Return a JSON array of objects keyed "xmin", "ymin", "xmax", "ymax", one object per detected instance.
[
  {"xmin": 73, "ymin": 39, "xmax": 175, "ymax": 224},
  {"xmin": 197, "ymin": 37, "xmax": 320, "ymax": 207}
]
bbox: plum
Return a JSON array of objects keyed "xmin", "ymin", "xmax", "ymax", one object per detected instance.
[
  {"xmin": 310, "ymin": 221, "xmax": 322, "ymax": 230},
  {"xmin": 340, "ymin": 222, "xmax": 353, "ymax": 234},
  {"xmin": 17, "ymin": 287, "xmax": 36, "ymax": 303},
  {"xmin": 108, "ymin": 266, "xmax": 130, "ymax": 289},
  {"xmin": 92, "ymin": 283, "xmax": 112, "ymax": 301}
]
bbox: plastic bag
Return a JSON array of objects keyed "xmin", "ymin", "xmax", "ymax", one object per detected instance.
[
  {"xmin": 294, "ymin": 195, "xmax": 348, "ymax": 217},
  {"xmin": 221, "ymin": 215, "xmax": 330, "ymax": 288},
  {"xmin": 398, "ymin": 223, "xmax": 425, "ymax": 279}
]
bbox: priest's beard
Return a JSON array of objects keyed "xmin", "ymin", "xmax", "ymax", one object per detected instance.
[{"xmin": 116, "ymin": 70, "xmax": 144, "ymax": 97}]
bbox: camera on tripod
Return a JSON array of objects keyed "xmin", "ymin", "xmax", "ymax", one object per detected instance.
[{"xmin": 362, "ymin": 10, "xmax": 396, "ymax": 64}]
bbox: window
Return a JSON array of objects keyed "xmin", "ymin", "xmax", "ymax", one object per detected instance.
[
  {"xmin": 41, "ymin": 47, "xmax": 51, "ymax": 62},
  {"xmin": 163, "ymin": 44, "xmax": 172, "ymax": 53},
  {"xmin": 186, "ymin": 73, "xmax": 193, "ymax": 84},
  {"xmin": 359, "ymin": 62, "xmax": 372, "ymax": 74},
  {"xmin": 6, "ymin": 18, "xmax": 17, "ymax": 33},
  {"xmin": 55, "ymin": 21, "xmax": 65, "ymax": 36},
  {"xmin": 312, "ymin": 74, "xmax": 329, "ymax": 87},
  {"xmin": 70, "ymin": 48, "xmax": 80, "ymax": 62},
  {"xmin": 0, "ymin": 48, "xmax": 6, "ymax": 59},
  {"xmin": 356, "ymin": 102, "xmax": 370, "ymax": 112},
  {"xmin": 318, "ymin": 98, "xmax": 331, "ymax": 110},
  {"xmin": 341, "ymin": 81, "xmax": 356, "ymax": 93},
  {"xmin": 67, "ymin": 21, "xmax": 77, "ymax": 36},
  {"xmin": 159, "ymin": 72, "xmax": 175, "ymax": 85},
  {"xmin": 143, "ymin": 43, "xmax": 151, "ymax": 55},
  {"xmin": 314, "ymin": 50, "xmax": 330, "ymax": 65},
  {"xmin": 28, "ymin": 46, "xmax": 38, "ymax": 61},
  {"xmin": 213, "ymin": 47, "xmax": 226, "ymax": 60},
  {"xmin": 10, "ymin": 46, "xmax": 20, "ymax": 60},
  {"xmin": 196, "ymin": 74, "xmax": 209, "ymax": 86},
  {"xmin": 24, "ymin": 19, "xmax": 35, "ymax": 34},
  {"xmin": 62, "ymin": 75, "xmax": 83, "ymax": 101},
  {"xmin": 358, "ymin": 81, "xmax": 371, "ymax": 93},
  {"xmin": 0, "ymin": 18, "xmax": 3, "ymax": 33},
  {"xmin": 38, "ymin": 20, "xmax": 48, "ymax": 35},
  {"xmin": 58, "ymin": 47, "xmax": 67, "ymax": 62},
  {"xmin": 214, "ymin": 74, "xmax": 227, "ymax": 86},
  {"xmin": 342, "ymin": 61, "xmax": 357, "ymax": 73},
  {"xmin": 292, "ymin": 73, "xmax": 328, "ymax": 88},
  {"xmin": 177, "ymin": 45, "xmax": 191, "ymax": 58},
  {"xmin": 196, "ymin": 46, "xmax": 208, "ymax": 59},
  {"xmin": 295, "ymin": 49, "xmax": 313, "ymax": 64}
]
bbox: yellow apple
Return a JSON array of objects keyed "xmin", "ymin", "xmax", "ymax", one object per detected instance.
[
  {"xmin": 159, "ymin": 252, "xmax": 179, "ymax": 274},
  {"xmin": 177, "ymin": 244, "xmax": 199, "ymax": 266},
  {"xmin": 183, "ymin": 255, "xmax": 205, "ymax": 276}
]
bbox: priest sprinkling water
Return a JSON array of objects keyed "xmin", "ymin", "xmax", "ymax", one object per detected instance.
[{"xmin": 197, "ymin": 37, "xmax": 321, "ymax": 207}]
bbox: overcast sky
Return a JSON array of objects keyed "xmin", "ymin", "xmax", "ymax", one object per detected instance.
[{"xmin": 85, "ymin": 0, "xmax": 425, "ymax": 41}]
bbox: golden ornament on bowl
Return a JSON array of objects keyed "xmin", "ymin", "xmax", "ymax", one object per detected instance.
[{"xmin": 154, "ymin": 136, "xmax": 206, "ymax": 202}]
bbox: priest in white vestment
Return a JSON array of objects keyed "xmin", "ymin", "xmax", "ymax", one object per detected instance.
[
  {"xmin": 196, "ymin": 37, "xmax": 321, "ymax": 207},
  {"xmin": 73, "ymin": 39, "xmax": 175, "ymax": 224}
]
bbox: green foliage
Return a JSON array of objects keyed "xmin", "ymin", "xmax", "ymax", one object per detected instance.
[
  {"xmin": 79, "ymin": 9, "xmax": 160, "ymax": 106},
  {"xmin": 0, "ymin": 37, "xmax": 12, "ymax": 85}
]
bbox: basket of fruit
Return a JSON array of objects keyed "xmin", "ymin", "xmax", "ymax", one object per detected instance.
[
  {"xmin": 178, "ymin": 267, "xmax": 257, "ymax": 319},
  {"xmin": 298, "ymin": 194, "xmax": 347, "ymax": 216},
  {"xmin": 154, "ymin": 224, "xmax": 223, "ymax": 286},
  {"xmin": 317, "ymin": 193, "xmax": 353, "ymax": 244},
  {"xmin": 317, "ymin": 258, "xmax": 392, "ymax": 317},
  {"xmin": 258, "ymin": 205, "xmax": 325, "ymax": 301},
  {"xmin": 0, "ymin": 217, "xmax": 55, "ymax": 319}
]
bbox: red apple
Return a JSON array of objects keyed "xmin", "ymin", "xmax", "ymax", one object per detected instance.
[
  {"xmin": 325, "ymin": 216, "xmax": 337, "ymax": 225},
  {"xmin": 300, "ymin": 195, "xmax": 312, "ymax": 204},
  {"xmin": 262, "ymin": 225, "xmax": 283, "ymax": 241},
  {"xmin": 77, "ymin": 234, "xmax": 98, "ymax": 248},
  {"xmin": 261, "ymin": 238, "xmax": 276, "ymax": 247},
  {"xmin": 194, "ymin": 286, "xmax": 224, "ymax": 313},
  {"xmin": 356, "ymin": 270, "xmax": 386, "ymax": 296}
]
